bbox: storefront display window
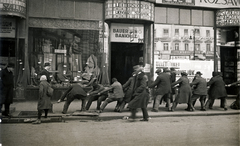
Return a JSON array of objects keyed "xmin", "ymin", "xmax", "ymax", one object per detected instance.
[{"xmin": 29, "ymin": 28, "xmax": 102, "ymax": 86}]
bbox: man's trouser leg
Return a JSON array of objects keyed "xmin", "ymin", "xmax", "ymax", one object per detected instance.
[
  {"xmin": 119, "ymin": 101, "xmax": 126, "ymax": 112},
  {"xmin": 141, "ymin": 108, "xmax": 149, "ymax": 120},
  {"xmin": 166, "ymin": 93, "xmax": 171, "ymax": 110},
  {"xmin": 62, "ymin": 95, "xmax": 74, "ymax": 114},
  {"xmin": 4, "ymin": 103, "xmax": 10, "ymax": 115},
  {"xmin": 97, "ymin": 95, "xmax": 107, "ymax": 110},
  {"xmin": 190, "ymin": 94, "xmax": 200, "ymax": 111},
  {"xmin": 153, "ymin": 95, "xmax": 163, "ymax": 111},
  {"xmin": 200, "ymin": 95, "xmax": 206, "ymax": 110},
  {"xmin": 115, "ymin": 98, "xmax": 123, "ymax": 111},
  {"xmin": 86, "ymin": 95, "xmax": 98, "ymax": 110},
  {"xmin": 205, "ymin": 98, "xmax": 211, "ymax": 110},
  {"xmin": 130, "ymin": 108, "xmax": 137, "ymax": 119},
  {"xmin": 81, "ymin": 98, "xmax": 87, "ymax": 111},
  {"xmin": 100, "ymin": 98, "xmax": 114, "ymax": 111}
]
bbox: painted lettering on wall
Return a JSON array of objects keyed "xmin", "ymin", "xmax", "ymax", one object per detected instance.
[
  {"xmin": 105, "ymin": 0, "xmax": 154, "ymax": 21},
  {"xmin": 216, "ymin": 9, "xmax": 240, "ymax": 26}
]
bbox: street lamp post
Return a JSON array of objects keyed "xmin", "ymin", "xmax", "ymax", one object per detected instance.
[{"xmin": 190, "ymin": 29, "xmax": 196, "ymax": 60}]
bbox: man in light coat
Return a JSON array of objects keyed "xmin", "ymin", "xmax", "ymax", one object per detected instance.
[{"xmin": 98, "ymin": 78, "xmax": 124, "ymax": 113}]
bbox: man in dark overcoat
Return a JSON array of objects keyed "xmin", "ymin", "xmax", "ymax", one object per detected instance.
[
  {"xmin": 118, "ymin": 72, "xmax": 135, "ymax": 112},
  {"xmin": 205, "ymin": 71, "xmax": 228, "ymax": 110},
  {"xmin": 189, "ymin": 71, "xmax": 207, "ymax": 111},
  {"xmin": 148, "ymin": 68, "xmax": 172, "ymax": 112},
  {"xmin": 128, "ymin": 65, "xmax": 149, "ymax": 121},
  {"xmin": 58, "ymin": 83, "xmax": 87, "ymax": 114},
  {"xmin": 0, "ymin": 63, "xmax": 14, "ymax": 117}
]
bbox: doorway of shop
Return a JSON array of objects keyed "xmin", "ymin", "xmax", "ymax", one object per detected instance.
[{"xmin": 111, "ymin": 42, "xmax": 143, "ymax": 84}]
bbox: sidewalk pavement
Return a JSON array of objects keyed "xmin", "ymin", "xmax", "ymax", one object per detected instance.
[{"xmin": 1, "ymin": 97, "xmax": 240, "ymax": 123}]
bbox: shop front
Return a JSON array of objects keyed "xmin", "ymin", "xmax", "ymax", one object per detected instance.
[
  {"xmin": 216, "ymin": 8, "xmax": 240, "ymax": 94},
  {"xmin": 25, "ymin": 0, "xmax": 106, "ymax": 100},
  {"xmin": 105, "ymin": 0, "xmax": 154, "ymax": 84},
  {"xmin": 0, "ymin": 0, "xmax": 27, "ymax": 98}
]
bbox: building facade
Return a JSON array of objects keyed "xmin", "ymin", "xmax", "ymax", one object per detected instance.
[{"xmin": 0, "ymin": 0, "xmax": 239, "ymax": 99}]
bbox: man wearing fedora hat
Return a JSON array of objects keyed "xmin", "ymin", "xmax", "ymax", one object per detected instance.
[
  {"xmin": 0, "ymin": 63, "xmax": 15, "ymax": 117},
  {"xmin": 171, "ymin": 72, "xmax": 192, "ymax": 111},
  {"xmin": 39, "ymin": 62, "xmax": 51, "ymax": 83},
  {"xmin": 189, "ymin": 71, "xmax": 207, "ymax": 111}
]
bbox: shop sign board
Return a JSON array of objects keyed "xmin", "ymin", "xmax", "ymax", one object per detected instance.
[
  {"xmin": 154, "ymin": 60, "xmax": 214, "ymax": 82},
  {"xmin": 156, "ymin": 0, "xmax": 239, "ymax": 8},
  {"xmin": 0, "ymin": 0, "xmax": 26, "ymax": 18},
  {"xmin": 195, "ymin": 0, "xmax": 239, "ymax": 8},
  {"xmin": 110, "ymin": 23, "xmax": 144, "ymax": 43},
  {"xmin": 105, "ymin": 0, "xmax": 154, "ymax": 21},
  {"xmin": 216, "ymin": 9, "xmax": 240, "ymax": 27},
  {"xmin": 0, "ymin": 18, "xmax": 16, "ymax": 38}
]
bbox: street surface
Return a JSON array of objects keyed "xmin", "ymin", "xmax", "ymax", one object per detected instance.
[{"xmin": 1, "ymin": 115, "xmax": 239, "ymax": 146}]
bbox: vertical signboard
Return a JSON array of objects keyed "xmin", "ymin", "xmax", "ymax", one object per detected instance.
[{"xmin": 0, "ymin": 18, "xmax": 16, "ymax": 38}]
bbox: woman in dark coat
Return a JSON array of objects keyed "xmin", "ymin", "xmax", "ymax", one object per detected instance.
[
  {"xmin": 171, "ymin": 72, "xmax": 192, "ymax": 111},
  {"xmin": 205, "ymin": 72, "xmax": 228, "ymax": 110},
  {"xmin": 128, "ymin": 65, "xmax": 149, "ymax": 121},
  {"xmin": 33, "ymin": 75, "xmax": 52, "ymax": 124}
]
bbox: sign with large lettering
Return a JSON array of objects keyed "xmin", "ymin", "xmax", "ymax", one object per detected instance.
[
  {"xmin": 0, "ymin": 0, "xmax": 26, "ymax": 18},
  {"xmin": 154, "ymin": 60, "xmax": 214, "ymax": 82},
  {"xmin": 0, "ymin": 18, "xmax": 16, "ymax": 38},
  {"xmin": 156, "ymin": 0, "xmax": 240, "ymax": 8},
  {"xmin": 216, "ymin": 9, "xmax": 240, "ymax": 27},
  {"xmin": 196, "ymin": 0, "xmax": 239, "ymax": 8},
  {"xmin": 160, "ymin": 0, "xmax": 195, "ymax": 6},
  {"xmin": 110, "ymin": 23, "xmax": 144, "ymax": 43},
  {"xmin": 105, "ymin": 0, "xmax": 154, "ymax": 22}
]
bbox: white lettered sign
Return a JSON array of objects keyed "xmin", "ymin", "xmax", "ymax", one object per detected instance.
[{"xmin": 110, "ymin": 23, "xmax": 144, "ymax": 43}]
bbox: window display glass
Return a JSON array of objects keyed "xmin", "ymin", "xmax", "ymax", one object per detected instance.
[{"xmin": 29, "ymin": 28, "xmax": 102, "ymax": 86}]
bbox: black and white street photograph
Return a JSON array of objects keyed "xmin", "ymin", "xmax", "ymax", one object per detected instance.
[{"xmin": 0, "ymin": 0, "xmax": 240, "ymax": 146}]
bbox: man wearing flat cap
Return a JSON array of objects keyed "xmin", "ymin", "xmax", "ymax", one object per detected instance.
[
  {"xmin": 189, "ymin": 71, "xmax": 207, "ymax": 111},
  {"xmin": 39, "ymin": 62, "xmax": 51, "ymax": 83},
  {"xmin": 149, "ymin": 67, "xmax": 172, "ymax": 112},
  {"xmin": 0, "ymin": 63, "xmax": 15, "ymax": 117}
]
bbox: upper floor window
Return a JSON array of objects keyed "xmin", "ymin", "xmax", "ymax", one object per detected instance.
[
  {"xmin": 175, "ymin": 29, "xmax": 179, "ymax": 36},
  {"xmin": 195, "ymin": 44, "xmax": 200, "ymax": 51},
  {"xmin": 206, "ymin": 30, "xmax": 210, "ymax": 37},
  {"xmin": 194, "ymin": 29, "xmax": 200, "ymax": 36},
  {"xmin": 175, "ymin": 43, "xmax": 179, "ymax": 50},
  {"xmin": 185, "ymin": 43, "xmax": 189, "ymax": 51},
  {"xmin": 206, "ymin": 44, "xmax": 211, "ymax": 51},
  {"xmin": 184, "ymin": 29, "xmax": 188, "ymax": 36},
  {"xmin": 163, "ymin": 43, "xmax": 169, "ymax": 51},
  {"xmin": 163, "ymin": 29, "xmax": 169, "ymax": 37}
]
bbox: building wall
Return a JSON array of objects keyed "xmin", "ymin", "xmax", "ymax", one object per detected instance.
[
  {"xmin": 155, "ymin": 7, "xmax": 214, "ymax": 27},
  {"xmin": 29, "ymin": 0, "xmax": 103, "ymax": 20}
]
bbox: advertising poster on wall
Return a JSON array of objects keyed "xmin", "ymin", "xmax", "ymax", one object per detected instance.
[
  {"xmin": 0, "ymin": 18, "xmax": 16, "ymax": 38},
  {"xmin": 154, "ymin": 60, "xmax": 214, "ymax": 82}
]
